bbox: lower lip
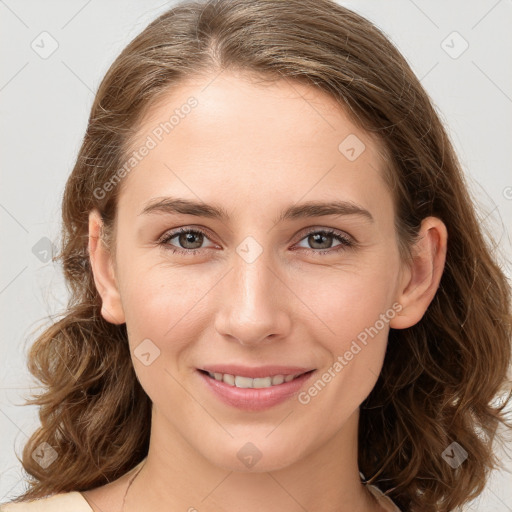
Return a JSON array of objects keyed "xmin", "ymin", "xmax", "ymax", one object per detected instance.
[{"xmin": 198, "ymin": 370, "xmax": 316, "ymax": 411}]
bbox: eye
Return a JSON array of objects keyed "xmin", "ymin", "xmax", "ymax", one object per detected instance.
[
  {"xmin": 294, "ymin": 228, "xmax": 355, "ymax": 255},
  {"xmin": 158, "ymin": 228, "xmax": 217, "ymax": 255}
]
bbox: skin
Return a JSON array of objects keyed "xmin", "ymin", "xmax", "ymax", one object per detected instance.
[{"xmin": 83, "ymin": 69, "xmax": 447, "ymax": 512}]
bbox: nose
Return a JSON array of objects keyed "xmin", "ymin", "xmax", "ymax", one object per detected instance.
[{"xmin": 214, "ymin": 246, "xmax": 292, "ymax": 347}]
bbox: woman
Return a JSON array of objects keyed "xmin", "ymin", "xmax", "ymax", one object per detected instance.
[{"xmin": 2, "ymin": 0, "xmax": 511, "ymax": 511}]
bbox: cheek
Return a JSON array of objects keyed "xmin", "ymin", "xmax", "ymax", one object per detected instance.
[
  {"xmin": 118, "ymin": 262, "xmax": 222, "ymax": 365},
  {"xmin": 293, "ymin": 252, "xmax": 399, "ymax": 406},
  {"xmin": 293, "ymin": 254, "xmax": 399, "ymax": 343},
  {"xmin": 296, "ymin": 279, "xmax": 395, "ymax": 418},
  {"xmin": 119, "ymin": 268, "xmax": 212, "ymax": 404}
]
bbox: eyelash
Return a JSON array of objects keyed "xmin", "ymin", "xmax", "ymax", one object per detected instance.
[{"xmin": 157, "ymin": 227, "xmax": 356, "ymax": 257}]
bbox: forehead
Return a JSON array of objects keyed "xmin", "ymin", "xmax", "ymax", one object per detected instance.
[
  {"xmin": 131, "ymin": 70, "xmax": 382, "ymax": 154},
  {"xmin": 118, "ymin": 70, "xmax": 392, "ymax": 223}
]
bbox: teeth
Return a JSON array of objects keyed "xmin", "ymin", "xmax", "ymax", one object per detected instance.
[
  {"xmin": 223, "ymin": 373, "xmax": 235, "ymax": 386},
  {"xmin": 206, "ymin": 371, "xmax": 304, "ymax": 388},
  {"xmin": 235, "ymin": 375, "xmax": 253, "ymax": 388}
]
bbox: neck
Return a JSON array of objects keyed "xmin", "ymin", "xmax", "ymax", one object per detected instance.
[{"xmin": 124, "ymin": 407, "xmax": 381, "ymax": 512}]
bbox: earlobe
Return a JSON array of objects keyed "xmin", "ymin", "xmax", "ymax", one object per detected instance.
[
  {"xmin": 390, "ymin": 217, "xmax": 448, "ymax": 330},
  {"xmin": 88, "ymin": 209, "xmax": 126, "ymax": 325}
]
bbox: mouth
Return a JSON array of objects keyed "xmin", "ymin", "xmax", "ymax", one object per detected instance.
[
  {"xmin": 198, "ymin": 368, "xmax": 315, "ymax": 389},
  {"xmin": 196, "ymin": 366, "xmax": 316, "ymax": 411}
]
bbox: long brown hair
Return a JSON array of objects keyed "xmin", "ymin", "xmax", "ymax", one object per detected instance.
[{"xmin": 9, "ymin": 1, "xmax": 512, "ymax": 511}]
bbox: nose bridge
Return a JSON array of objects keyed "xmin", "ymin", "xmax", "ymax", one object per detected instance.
[
  {"xmin": 215, "ymin": 236, "xmax": 290, "ymax": 345},
  {"xmin": 234, "ymin": 241, "xmax": 272, "ymax": 310}
]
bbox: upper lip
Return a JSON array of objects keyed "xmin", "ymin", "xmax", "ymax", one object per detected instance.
[{"xmin": 199, "ymin": 365, "xmax": 314, "ymax": 379}]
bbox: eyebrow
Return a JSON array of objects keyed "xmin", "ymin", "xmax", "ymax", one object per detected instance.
[{"xmin": 139, "ymin": 197, "xmax": 374, "ymax": 223}]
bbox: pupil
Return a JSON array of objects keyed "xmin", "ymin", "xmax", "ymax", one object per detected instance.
[
  {"xmin": 310, "ymin": 233, "xmax": 331, "ymax": 249},
  {"xmin": 180, "ymin": 232, "xmax": 202, "ymax": 249}
]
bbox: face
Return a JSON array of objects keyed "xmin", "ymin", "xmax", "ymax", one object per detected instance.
[{"xmin": 91, "ymin": 70, "xmax": 424, "ymax": 473}]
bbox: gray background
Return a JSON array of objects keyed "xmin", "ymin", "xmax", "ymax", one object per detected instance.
[{"xmin": 1, "ymin": 0, "xmax": 511, "ymax": 510}]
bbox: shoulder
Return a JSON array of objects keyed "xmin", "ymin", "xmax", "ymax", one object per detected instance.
[
  {"xmin": 367, "ymin": 484, "xmax": 402, "ymax": 512},
  {"xmin": 0, "ymin": 492, "xmax": 93, "ymax": 512}
]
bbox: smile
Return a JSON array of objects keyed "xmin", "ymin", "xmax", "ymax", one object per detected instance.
[
  {"xmin": 197, "ymin": 368, "xmax": 316, "ymax": 411},
  {"xmin": 205, "ymin": 371, "xmax": 307, "ymax": 388}
]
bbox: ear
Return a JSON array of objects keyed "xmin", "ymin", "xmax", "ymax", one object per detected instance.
[
  {"xmin": 88, "ymin": 209, "xmax": 126, "ymax": 325},
  {"xmin": 390, "ymin": 216, "xmax": 448, "ymax": 329}
]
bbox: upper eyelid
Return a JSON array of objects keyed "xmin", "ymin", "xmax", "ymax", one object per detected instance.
[{"xmin": 159, "ymin": 226, "xmax": 218, "ymax": 244}]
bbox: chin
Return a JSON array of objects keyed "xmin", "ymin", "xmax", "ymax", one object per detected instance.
[{"xmin": 202, "ymin": 437, "xmax": 305, "ymax": 473}]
